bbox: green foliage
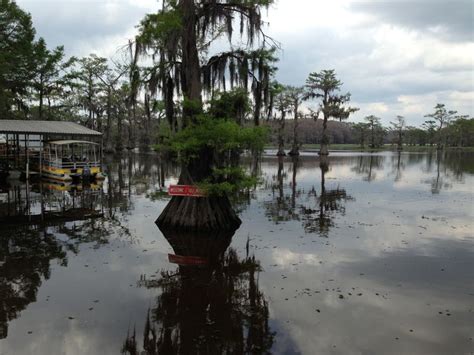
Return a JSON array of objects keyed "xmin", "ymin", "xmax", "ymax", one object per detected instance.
[
  {"xmin": 182, "ymin": 97, "xmax": 203, "ymax": 117},
  {"xmin": 305, "ymin": 69, "xmax": 357, "ymax": 122},
  {"xmin": 274, "ymin": 86, "xmax": 292, "ymax": 114},
  {"xmin": 152, "ymin": 120, "xmax": 173, "ymax": 153},
  {"xmin": 164, "ymin": 90, "xmax": 268, "ymax": 195},
  {"xmin": 364, "ymin": 115, "xmax": 385, "ymax": 148},
  {"xmin": 422, "ymin": 120, "xmax": 437, "ymax": 145},
  {"xmin": 446, "ymin": 116, "xmax": 474, "ymax": 147},
  {"xmin": 169, "ymin": 115, "xmax": 268, "ymax": 159},
  {"xmin": 424, "ymin": 103, "xmax": 458, "ymax": 148},
  {"xmin": 208, "ymin": 89, "xmax": 250, "ymax": 122},
  {"xmin": 425, "ymin": 103, "xmax": 457, "ymax": 129},
  {"xmin": 198, "ymin": 167, "xmax": 259, "ymax": 196},
  {"xmin": 31, "ymin": 38, "xmax": 68, "ymax": 119},
  {"xmin": 352, "ymin": 122, "xmax": 369, "ymax": 147},
  {"xmin": 405, "ymin": 126, "xmax": 428, "ymax": 146},
  {"xmin": 390, "ymin": 115, "xmax": 406, "ymax": 148},
  {"xmin": 0, "ymin": 0, "xmax": 36, "ymax": 117},
  {"xmin": 137, "ymin": 6, "xmax": 182, "ymax": 49},
  {"xmin": 0, "ymin": 0, "xmax": 77, "ymax": 121},
  {"xmin": 306, "ymin": 69, "xmax": 342, "ymax": 99}
]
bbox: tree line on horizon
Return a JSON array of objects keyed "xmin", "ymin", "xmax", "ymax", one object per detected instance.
[{"xmin": 1, "ymin": 0, "xmax": 473, "ymax": 154}]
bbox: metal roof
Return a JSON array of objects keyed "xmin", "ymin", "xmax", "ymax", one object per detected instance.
[
  {"xmin": 0, "ymin": 120, "xmax": 102, "ymax": 136},
  {"xmin": 47, "ymin": 140, "xmax": 100, "ymax": 145}
]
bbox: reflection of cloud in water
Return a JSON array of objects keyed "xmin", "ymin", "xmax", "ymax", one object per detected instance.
[
  {"xmin": 339, "ymin": 238, "xmax": 474, "ymax": 293},
  {"xmin": 265, "ymin": 237, "xmax": 474, "ymax": 355},
  {"xmin": 272, "ymin": 248, "xmax": 321, "ymax": 266}
]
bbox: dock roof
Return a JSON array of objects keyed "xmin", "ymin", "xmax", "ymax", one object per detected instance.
[{"xmin": 0, "ymin": 120, "xmax": 102, "ymax": 136}]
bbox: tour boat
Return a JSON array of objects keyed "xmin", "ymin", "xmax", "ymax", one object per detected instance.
[{"xmin": 36, "ymin": 140, "xmax": 105, "ymax": 182}]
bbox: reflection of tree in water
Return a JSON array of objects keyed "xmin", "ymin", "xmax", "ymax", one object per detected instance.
[
  {"xmin": 0, "ymin": 227, "xmax": 67, "ymax": 339},
  {"xmin": 263, "ymin": 157, "xmax": 352, "ymax": 237},
  {"xmin": 229, "ymin": 152, "xmax": 264, "ymax": 215},
  {"xmin": 300, "ymin": 161, "xmax": 352, "ymax": 236},
  {"xmin": 104, "ymin": 155, "xmax": 134, "ymax": 214},
  {"xmin": 351, "ymin": 155, "xmax": 384, "ymax": 182},
  {"xmin": 443, "ymin": 152, "xmax": 474, "ymax": 177},
  {"xmin": 104, "ymin": 154, "xmax": 179, "ymax": 214},
  {"xmin": 0, "ymin": 212, "xmax": 131, "ymax": 340},
  {"xmin": 431, "ymin": 153, "xmax": 444, "ymax": 194},
  {"xmin": 0, "ymin": 157, "xmax": 149, "ymax": 340},
  {"xmin": 424, "ymin": 152, "xmax": 473, "ymax": 194},
  {"xmin": 424, "ymin": 152, "xmax": 453, "ymax": 194},
  {"xmin": 122, "ymin": 229, "xmax": 274, "ymax": 355},
  {"xmin": 0, "ymin": 154, "xmax": 179, "ymax": 341},
  {"xmin": 420, "ymin": 151, "xmax": 459, "ymax": 194},
  {"xmin": 391, "ymin": 152, "xmax": 405, "ymax": 182},
  {"xmin": 264, "ymin": 157, "xmax": 301, "ymax": 223}
]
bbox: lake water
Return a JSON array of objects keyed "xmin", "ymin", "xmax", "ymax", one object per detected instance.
[{"xmin": 0, "ymin": 151, "xmax": 473, "ymax": 354}]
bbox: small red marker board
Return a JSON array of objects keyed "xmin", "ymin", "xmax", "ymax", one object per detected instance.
[
  {"xmin": 168, "ymin": 184, "xmax": 206, "ymax": 197},
  {"xmin": 168, "ymin": 254, "xmax": 208, "ymax": 266}
]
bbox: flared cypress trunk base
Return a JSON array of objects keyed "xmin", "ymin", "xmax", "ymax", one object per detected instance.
[
  {"xmin": 319, "ymin": 155, "xmax": 329, "ymax": 169},
  {"xmin": 319, "ymin": 144, "xmax": 329, "ymax": 156},
  {"xmin": 288, "ymin": 148, "xmax": 300, "ymax": 156},
  {"xmin": 156, "ymin": 195, "xmax": 241, "ymax": 233}
]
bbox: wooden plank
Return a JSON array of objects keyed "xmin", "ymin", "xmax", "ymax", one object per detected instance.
[
  {"xmin": 168, "ymin": 254, "xmax": 208, "ymax": 266},
  {"xmin": 168, "ymin": 184, "xmax": 206, "ymax": 197}
]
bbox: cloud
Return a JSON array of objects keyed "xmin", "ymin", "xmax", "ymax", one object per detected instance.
[
  {"xmin": 350, "ymin": 0, "xmax": 474, "ymax": 42},
  {"xmin": 17, "ymin": 0, "xmax": 159, "ymax": 57},
  {"xmin": 265, "ymin": 10, "xmax": 473, "ymax": 125}
]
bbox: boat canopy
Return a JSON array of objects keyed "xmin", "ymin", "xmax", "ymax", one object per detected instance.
[{"xmin": 47, "ymin": 140, "xmax": 100, "ymax": 146}]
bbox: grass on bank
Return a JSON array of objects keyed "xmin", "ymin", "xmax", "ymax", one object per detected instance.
[{"xmin": 264, "ymin": 144, "xmax": 474, "ymax": 152}]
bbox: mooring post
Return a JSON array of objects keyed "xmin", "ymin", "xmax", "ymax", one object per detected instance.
[
  {"xmin": 26, "ymin": 134, "xmax": 29, "ymax": 180},
  {"xmin": 39, "ymin": 136, "xmax": 42, "ymax": 178}
]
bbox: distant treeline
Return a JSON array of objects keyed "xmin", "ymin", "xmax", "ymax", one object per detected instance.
[{"xmin": 266, "ymin": 117, "xmax": 474, "ymax": 148}]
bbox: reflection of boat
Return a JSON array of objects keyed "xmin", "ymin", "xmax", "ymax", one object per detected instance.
[
  {"xmin": 34, "ymin": 140, "xmax": 105, "ymax": 182},
  {"xmin": 39, "ymin": 178, "xmax": 103, "ymax": 192},
  {"xmin": 0, "ymin": 179, "xmax": 104, "ymax": 228},
  {"xmin": 0, "ymin": 159, "xmax": 9, "ymax": 181}
]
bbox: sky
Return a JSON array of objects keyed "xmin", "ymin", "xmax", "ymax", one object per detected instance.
[{"xmin": 16, "ymin": 0, "xmax": 474, "ymax": 126}]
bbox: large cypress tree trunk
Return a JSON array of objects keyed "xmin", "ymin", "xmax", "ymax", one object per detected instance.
[
  {"xmin": 289, "ymin": 101, "xmax": 300, "ymax": 156},
  {"xmin": 38, "ymin": 77, "xmax": 44, "ymax": 120},
  {"xmin": 370, "ymin": 123, "xmax": 375, "ymax": 148},
  {"xmin": 320, "ymin": 116, "xmax": 329, "ymax": 156},
  {"xmin": 156, "ymin": 0, "xmax": 241, "ymax": 232},
  {"xmin": 276, "ymin": 110, "xmax": 286, "ymax": 156},
  {"xmin": 320, "ymin": 93, "xmax": 329, "ymax": 156},
  {"xmin": 254, "ymin": 82, "xmax": 262, "ymax": 126},
  {"xmin": 397, "ymin": 129, "xmax": 403, "ymax": 151}
]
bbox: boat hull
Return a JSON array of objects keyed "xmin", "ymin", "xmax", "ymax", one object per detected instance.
[{"xmin": 36, "ymin": 165, "xmax": 104, "ymax": 182}]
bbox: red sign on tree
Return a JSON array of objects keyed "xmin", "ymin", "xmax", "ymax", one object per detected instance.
[{"xmin": 168, "ymin": 184, "xmax": 206, "ymax": 197}]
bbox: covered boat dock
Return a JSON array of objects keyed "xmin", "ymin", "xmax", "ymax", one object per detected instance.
[{"xmin": 0, "ymin": 120, "xmax": 102, "ymax": 180}]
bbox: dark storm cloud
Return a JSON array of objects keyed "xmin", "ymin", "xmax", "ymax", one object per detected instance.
[{"xmin": 350, "ymin": 0, "xmax": 474, "ymax": 42}]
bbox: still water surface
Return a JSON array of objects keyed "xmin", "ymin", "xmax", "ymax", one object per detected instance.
[{"xmin": 0, "ymin": 151, "xmax": 473, "ymax": 354}]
